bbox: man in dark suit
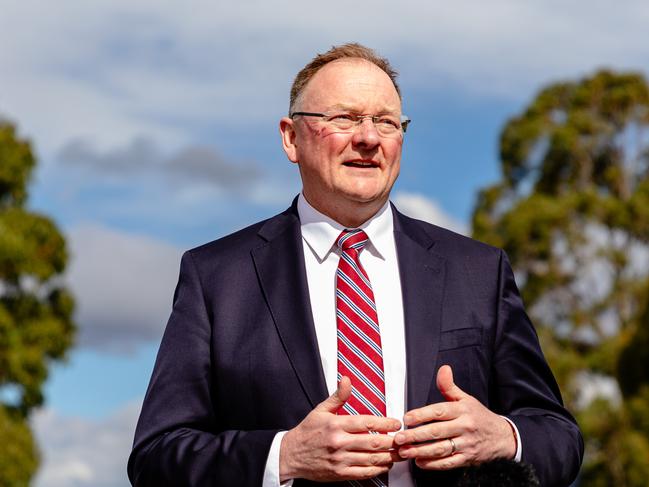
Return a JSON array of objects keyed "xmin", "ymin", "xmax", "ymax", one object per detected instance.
[{"xmin": 128, "ymin": 43, "xmax": 583, "ymax": 487}]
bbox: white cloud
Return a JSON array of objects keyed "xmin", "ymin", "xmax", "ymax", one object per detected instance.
[
  {"xmin": 31, "ymin": 401, "xmax": 140, "ymax": 487},
  {"xmin": 393, "ymin": 191, "xmax": 468, "ymax": 235},
  {"xmin": 1, "ymin": 0, "xmax": 648, "ymax": 158},
  {"xmin": 66, "ymin": 224, "xmax": 182, "ymax": 353}
]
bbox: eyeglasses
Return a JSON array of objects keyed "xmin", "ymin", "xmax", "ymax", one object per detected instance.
[{"xmin": 290, "ymin": 111, "xmax": 411, "ymax": 136}]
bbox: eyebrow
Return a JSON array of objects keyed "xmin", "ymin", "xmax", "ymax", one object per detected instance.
[{"xmin": 326, "ymin": 103, "xmax": 400, "ymax": 116}]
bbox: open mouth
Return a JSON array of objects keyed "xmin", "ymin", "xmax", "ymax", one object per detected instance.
[{"xmin": 343, "ymin": 160, "xmax": 379, "ymax": 168}]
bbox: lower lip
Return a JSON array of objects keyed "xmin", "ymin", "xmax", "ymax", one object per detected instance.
[{"xmin": 343, "ymin": 163, "xmax": 378, "ymax": 169}]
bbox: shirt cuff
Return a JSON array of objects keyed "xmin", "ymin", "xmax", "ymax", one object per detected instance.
[
  {"xmin": 501, "ymin": 416, "xmax": 522, "ymax": 462},
  {"xmin": 263, "ymin": 431, "xmax": 294, "ymax": 487}
]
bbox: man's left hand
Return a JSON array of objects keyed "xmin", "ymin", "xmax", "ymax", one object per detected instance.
[{"xmin": 394, "ymin": 365, "xmax": 517, "ymax": 470}]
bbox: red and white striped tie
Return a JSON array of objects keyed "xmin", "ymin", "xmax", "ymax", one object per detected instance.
[{"xmin": 336, "ymin": 229, "xmax": 388, "ymax": 487}]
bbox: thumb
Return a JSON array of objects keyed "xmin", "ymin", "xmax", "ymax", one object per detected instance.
[
  {"xmin": 436, "ymin": 365, "xmax": 468, "ymax": 402},
  {"xmin": 315, "ymin": 376, "xmax": 352, "ymax": 413}
]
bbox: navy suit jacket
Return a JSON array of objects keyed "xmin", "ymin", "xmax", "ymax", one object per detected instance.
[{"xmin": 128, "ymin": 200, "xmax": 583, "ymax": 487}]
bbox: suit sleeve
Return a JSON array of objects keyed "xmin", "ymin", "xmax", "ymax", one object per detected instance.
[
  {"xmin": 127, "ymin": 251, "xmax": 279, "ymax": 487},
  {"xmin": 493, "ymin": 250, "xmax": 584, "ymax": 486}
]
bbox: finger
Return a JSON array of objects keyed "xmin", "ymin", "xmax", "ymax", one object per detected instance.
[
  {"xmin": 341, "ymin": 465, "xmax": 391, "ymax": 480},
  {"xmin": 436, "ymin": 365, "xmax": 468, "ymax": 402},
  {"xmin": 402, "ymin": 402, "xmax": 461, "ymax": 427},
  {"xmin": 341, "ymin": 415, "xmax": 402, "ymax": 433},
  {"xmin": 394, "ymin": 419, "xmax": 463, "ymax": 446},
  {"xmin": 341, "ymin": 432, "xmax": 398, "ymax": 451},
  {"xmin": 344, "ymin": 450, "xmax": 404, "ymax": 466},
  {"xmin": 415, "ymin": 452, "xmax": 467, "ymax": 470},
  {"xmin": 398, "ymin": 437, "xmax": 457, "ymax": 459},
  {"xmin": 315, "ymin": 376, "xmax": 352, "ymax": 413}
]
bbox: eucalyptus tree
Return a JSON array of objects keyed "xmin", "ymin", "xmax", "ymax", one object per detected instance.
[
  {"xmin": 472, "ymin": 70, "xmax": 649, "ymax": 485},
  {"xmin": 0, "ymin": 120, "xmax": 75, "ymax": 485}
]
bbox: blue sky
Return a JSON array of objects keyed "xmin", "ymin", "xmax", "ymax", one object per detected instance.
[{"xmin": 1, "ymin": 1, "xmax": 648, "ymax": 485}]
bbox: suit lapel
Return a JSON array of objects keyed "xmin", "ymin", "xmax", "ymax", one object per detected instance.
[
  {"xmin": 393, "ymin": 208, "xmax": 447, "ymax": 411},
  {"xmin": 251, "ymin": 204, "xmax": 329, "ymax": 409},
  {"xmin": 250, "ymin": 202, "xmax": 446, "ymax": 412}
]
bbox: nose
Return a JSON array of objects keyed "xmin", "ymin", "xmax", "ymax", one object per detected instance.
[{"xmin": 351, "ymin": 117, "xmax": 380, "ymax": 149}]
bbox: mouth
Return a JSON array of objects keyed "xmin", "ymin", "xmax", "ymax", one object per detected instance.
[{"xmin": 342, "ymin": 159, "xmax": 380, "ymax": 168}]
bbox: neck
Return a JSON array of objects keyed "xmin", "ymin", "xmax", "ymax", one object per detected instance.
[{"xmin": 302, "ymin": 193, "xmax": 387, "ymax": 228}]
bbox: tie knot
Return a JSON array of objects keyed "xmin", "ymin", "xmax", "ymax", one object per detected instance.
[{"xmin": 337, "ymin": 229, "xmax": 369, "ymax": 252}]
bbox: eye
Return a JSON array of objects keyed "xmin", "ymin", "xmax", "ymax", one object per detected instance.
[
  {"xmin": 328, "ymin": 113, "xmax": 356, "ymax": 122},
  {"xmin": 376, "ymin": 117, "xmax": 400, "ymax": 129}
]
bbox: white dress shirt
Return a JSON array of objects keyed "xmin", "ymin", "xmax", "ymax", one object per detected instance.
[
  {"xmin": 263, "ymin": 194, "xmax": 521, "ymax": 486},
  {"xmin": 263, "ymin": 194, "xmax": 413, "ymax": 487}
]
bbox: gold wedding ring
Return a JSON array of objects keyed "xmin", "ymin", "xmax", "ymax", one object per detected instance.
[{"xmin": 448, "ymin": 437, "xmax": 457, "ymax": 455}]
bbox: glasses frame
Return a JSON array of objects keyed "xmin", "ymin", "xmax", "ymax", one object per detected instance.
[{"xmin": 290, "ymin": 111, "xmax": 411, "ymax": 134}]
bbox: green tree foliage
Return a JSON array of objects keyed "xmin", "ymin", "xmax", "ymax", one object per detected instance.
[
  {"xmin": 0, "ymin": 406, "xmax": 38, "ymax": 487},
  {"xmin": 0, "ymin": 120, "xmax": 75, "ymax": 486},
  {"xmin": 472, "ymin": 70, "xmax": 649, "ymax": 485}
]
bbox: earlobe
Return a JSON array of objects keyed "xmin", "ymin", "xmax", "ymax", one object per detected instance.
[{"xmin": 279, "ymin": 118, "xmax": 299, "ymax": 164}]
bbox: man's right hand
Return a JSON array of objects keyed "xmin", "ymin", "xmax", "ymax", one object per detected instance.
[{"xmin": 279, "ymin": 376, "xmax": 404, "ymax": 483}]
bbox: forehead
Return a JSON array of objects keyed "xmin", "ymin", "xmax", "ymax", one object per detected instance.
[{"xmin": 299, "ymin": 59, "xmax": 401, "ymax": 113}]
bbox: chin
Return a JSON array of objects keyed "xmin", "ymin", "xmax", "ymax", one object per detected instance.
[
  {"xmin": 341, "ymin": 184, "xmax": 388, "ymax": 203},
  {"xmin": 343, "ymin": 192, "xmax": 388, "ymax": 207}
]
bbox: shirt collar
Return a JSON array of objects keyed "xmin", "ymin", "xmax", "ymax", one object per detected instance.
[{"xmin": 297, "ymin": 193, "xmax": 393, "ymax": 262}]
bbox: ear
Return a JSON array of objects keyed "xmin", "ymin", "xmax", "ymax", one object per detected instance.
[{"xmin": 279, "ymin": 117, "xmax": 299, "ymax": 164}]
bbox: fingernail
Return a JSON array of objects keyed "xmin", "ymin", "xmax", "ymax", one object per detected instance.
[{"xmin": 395, "ymin": 433, "xmax": 405, "ymax": 445}]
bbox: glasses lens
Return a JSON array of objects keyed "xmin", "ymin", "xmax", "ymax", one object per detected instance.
[
  {"xmin": 374, "ymin": 118, "xmax": 401, "ymax": 136},
  {"xmin": 323, "ymin": 113, "xmax": 404, "ymax": 137},
  {"xmin": 326, "ymin": 114, "xmax": 355, "ymax": 131}
]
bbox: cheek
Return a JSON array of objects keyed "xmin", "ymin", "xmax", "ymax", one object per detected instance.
[
  {"xmin": 299, "ymin": 134, "xmax": 348, "ymax": 160},
  {"xmin": 385, "ymin": 142, "xmax": 402, "ymax": 166},
  {"xmin": 321, "ymin": 131, "xmax": 353, "ymax": 152}
]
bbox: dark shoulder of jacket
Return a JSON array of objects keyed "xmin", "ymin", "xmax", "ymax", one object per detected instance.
[
  {"xmin": 394, "ymin": 208, "xmax": 509, "ymax": 301},
  {"xmin": 392, "ymin": 205, "xmax": 502, "ymax": 263},
  {"xmin": 185, "ymin": 203, "xmax": 298, "ymax": 266}
]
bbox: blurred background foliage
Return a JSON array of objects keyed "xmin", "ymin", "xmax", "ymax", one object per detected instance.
[
  {"xmin": 0, "ymin": 121, "xmax": 76, "ymax": 486},
  {"xmin": 473, "ymin": 70, "xmax": 649, "ymax": 485}
]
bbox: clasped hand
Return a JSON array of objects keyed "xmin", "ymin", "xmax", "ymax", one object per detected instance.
[
  {"xmin": 279, "ymin": 376, "xmax": 403, "ymax": 482},
  {"xmin": 279, "ymin": 366, "xmax": 516, "ymax": 482},
  {"xmin": 394, "ymin": 365, "xmax": 517, "ymax": 470}
]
